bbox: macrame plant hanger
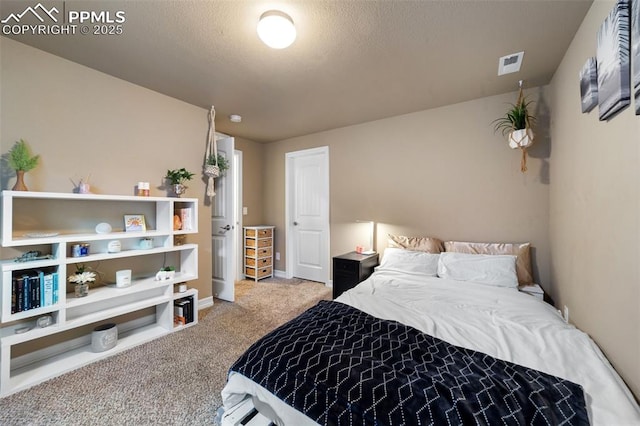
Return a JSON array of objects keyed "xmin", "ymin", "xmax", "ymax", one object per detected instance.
[
  {"xmin": 204, "ymin": 106, "xmax": 220, "ymax": 199},
  {"xmin": 511, "ymin": 80, "xmax": 534, "ymax": 173}
]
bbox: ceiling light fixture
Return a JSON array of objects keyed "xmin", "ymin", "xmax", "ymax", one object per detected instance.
[
  {"xmin": 257, "ymin": 10, "xmax": 296, "ymax": 49},
  {"xmin": 229, "ymin": 114, "xmax": 242, "ymax": 123}
]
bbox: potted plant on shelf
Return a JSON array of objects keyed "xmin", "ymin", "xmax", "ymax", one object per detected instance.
[
  {"xmin": 7, "ymin": 139, "xmax": 40, "ymax": 191},
  {"xmin": 165, "ymin": 168, "xmax": 194, "ymax": 197},
  {"xmin": 68, "ymin": 264, "xmax": 96, "ymax": 298},
  {"xmin": 155, "ymin": 266, "xmax": 175, "ymax": 281}
]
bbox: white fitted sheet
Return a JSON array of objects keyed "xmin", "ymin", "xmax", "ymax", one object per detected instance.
[{"xmin": 222, "ymin": 270, "xmax": 640, "ymax": 425}]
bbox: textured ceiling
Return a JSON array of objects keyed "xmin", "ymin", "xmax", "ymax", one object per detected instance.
[{"xmin": 1, "ymin": 0, "xmax": 593, "ymax": 142}]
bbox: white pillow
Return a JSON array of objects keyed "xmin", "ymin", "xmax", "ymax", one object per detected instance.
[
  {"xmin": 437, "ymin": 252, "xmax": 518, "ymax": 288},
  {"xmin": 377, "ymin": 247, "xmax": 439, "ymax": 276}
]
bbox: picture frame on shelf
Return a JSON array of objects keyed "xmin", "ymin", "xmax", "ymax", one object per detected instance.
[
  {"xmin": 596, "ymin": 0, "xmax": 630, "ymax": 121},
  {"xmin": 124, "ymin": 214, "xmax": 146, "ymax": 232}
]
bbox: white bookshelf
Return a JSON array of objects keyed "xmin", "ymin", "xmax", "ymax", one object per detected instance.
[{"xmin": 0, "ymin": 191, "xmax": 200, "ymax": 397}]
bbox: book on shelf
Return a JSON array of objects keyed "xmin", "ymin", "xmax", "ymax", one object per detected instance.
[
  {"xmin": 42, "ymin": 271, "xmax": 55, "ymax": 307},
  {"xmin": 176, "ymin": 207, "xmax": 193, "ymax": 231},
  {"xmin": 174, "ymin": 299, "xmax": 187, "ymax": 326},
  {"xmin": 184, "ymin": 297, "xmax": 193, "ymax": 324}
]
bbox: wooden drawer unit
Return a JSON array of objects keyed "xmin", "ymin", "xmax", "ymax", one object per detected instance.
[{"xmin": 243, "ymin": 226, "xmax": 275, "ymax": 282}]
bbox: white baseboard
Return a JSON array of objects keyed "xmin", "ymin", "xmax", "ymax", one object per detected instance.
[{"xmin": 198, "ymin": 296, "xmax": 214, "ymax": 309}]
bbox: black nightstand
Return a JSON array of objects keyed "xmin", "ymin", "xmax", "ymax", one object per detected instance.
[{"xmin": 332, "ymin": 252, "xmax": 379, "ymax": 299}]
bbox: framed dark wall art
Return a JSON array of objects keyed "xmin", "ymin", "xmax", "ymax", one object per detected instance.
[
  {"xmin": 580, "ymin": 57, "xmax": 598, "ymax": 113},
  {"xmin": 596, "ymin": 0, "xmax": 630, "ymax": 121},
  {"xmin": 633, "ymin": 0, "xmax": 639, "ymax": 114}
]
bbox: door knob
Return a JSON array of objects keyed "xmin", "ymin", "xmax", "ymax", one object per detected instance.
[
  {"xmin": 220, "ymin": 225, "xmax": 232, "ymax": 231},
  {"xmin": 293, "ymin": 221, "xmax": 298, "ymax": 226}
]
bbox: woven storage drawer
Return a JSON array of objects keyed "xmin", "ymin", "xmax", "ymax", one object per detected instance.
[
  {"xmin": 246, "ymin": 257, "xmax": 272, "ymax": 268},
  {"xmin": 245, "ymin": 238, "xmax": 257, "ymax": 247},
  {"xmin": 245, "ymin": 266, "xmax": 273, "ymax": 279},
  {"xmin": 257, "ymin": 238, "xmax": 272, "ymax": 248},
  {"xmin": 257, "ymin": 266, "xmax": 272, "ymax": 278},
  {"xmin": 245, "ymin": 228, "xmax": 273, "ymax": 238},
  {"xmin": 245, "ymin": 247, "xmax": 272, "ymax": 258}
]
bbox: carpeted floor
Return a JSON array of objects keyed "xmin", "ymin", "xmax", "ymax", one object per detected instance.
[{"xmin": 0, "ymin": 278, "xmax": 331, "ymax": 425}]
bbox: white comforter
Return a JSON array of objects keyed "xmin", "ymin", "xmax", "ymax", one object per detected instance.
[{"xmin": 223, "ymin": 270, "xmax": 640, "ymax": 425}]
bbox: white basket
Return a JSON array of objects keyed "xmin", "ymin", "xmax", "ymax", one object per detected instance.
[{"xmin": 205, "ymin": 164, "xmax": 220, "ymax": 178}]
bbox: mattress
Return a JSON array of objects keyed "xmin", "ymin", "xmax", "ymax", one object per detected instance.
[{"xmin": 222, "ymin": 269, "xmax": 640, "ymax": 425}]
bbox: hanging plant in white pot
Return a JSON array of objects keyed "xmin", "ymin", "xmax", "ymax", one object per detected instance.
[{"xmin": 492, "ymin": 84, "xmax": 536, "ymax": 172}]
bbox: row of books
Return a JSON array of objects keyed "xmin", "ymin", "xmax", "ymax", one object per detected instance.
[
  {"xmin": 174, "ymin": 295, "xmax": 195, "ymax": 326},
  {"xmin": 12, "ymin": 270, "xmax": 60, "ymax": 314}
]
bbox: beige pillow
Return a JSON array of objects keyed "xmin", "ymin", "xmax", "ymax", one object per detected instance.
[
  {"xmin": 443, "ymin": 241, "xmax": 533, "ymax": 285},
  {"xmin": 387, "ymin": 234, "xmax": 444, "ymax": 253}
]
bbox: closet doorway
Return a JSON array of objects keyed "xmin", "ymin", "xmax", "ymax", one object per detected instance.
[{"xmin": 285, "ymin": 146, "xmax": 330, "ymax": 284}]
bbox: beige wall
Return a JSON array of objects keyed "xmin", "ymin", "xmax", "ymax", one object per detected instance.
[
  {"xmin": 263, "ymin": 91, "xmax": 552, "ymax": 287},
  {"xmin": 0, "ymin": 38, "xmax": 263, "ymax": 300},
  {"xmin": 234, "ymin": 137, "xmax": 265, "ymax": 227},
  {"xmin": 549, "ymin": 1, "xmax": 640, "ymax": 397}
]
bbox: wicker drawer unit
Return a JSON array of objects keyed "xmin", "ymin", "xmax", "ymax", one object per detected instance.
[{"xmin": 244, "ymin": 226, "xmax": 275, "ymax": 282}]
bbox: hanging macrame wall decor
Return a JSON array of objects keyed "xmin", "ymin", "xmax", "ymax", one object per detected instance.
[
  {"xmin": 204, "ymin": 106, "xmax": 220, "ymax": 198},
  {"xmin": 493, "ymin": 80, "xmax": 536, "ymax": 173}
]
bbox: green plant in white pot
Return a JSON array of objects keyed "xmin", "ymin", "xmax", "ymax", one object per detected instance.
[
  {"xmin": 492, "ymin": 97, "xmax": 536, "ymax": 150},
  {"xmin": 492, "ymin": 93, "xmax": 536, "ymax": 172}
]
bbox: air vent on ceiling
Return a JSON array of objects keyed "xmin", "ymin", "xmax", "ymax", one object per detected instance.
[{"xmin": 498, "ymin": 51, "xmax": 524, "ymax": 76}]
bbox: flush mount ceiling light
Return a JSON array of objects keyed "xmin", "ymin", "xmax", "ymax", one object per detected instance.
[
  {"xmin": 257, "ymin": 10, "xmax": 296, "ymax": 49},
  {"xmin": 229, "ymin": 114, "xmax": 242, "ymax": 123}
]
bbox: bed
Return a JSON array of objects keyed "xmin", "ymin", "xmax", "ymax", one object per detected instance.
[{"xmin": 221, "ymin": 242, "xmax": 640, "ymax": 425}]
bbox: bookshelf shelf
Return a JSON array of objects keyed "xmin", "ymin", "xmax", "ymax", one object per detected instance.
[{"xmin": 0, "ymin": 191, "xmax": 199, "ymax": 397}]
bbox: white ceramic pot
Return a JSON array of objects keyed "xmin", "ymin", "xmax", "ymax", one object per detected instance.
[{"xmin": 508, "ymin": 129, "xmax": 534, "ymax": 149}]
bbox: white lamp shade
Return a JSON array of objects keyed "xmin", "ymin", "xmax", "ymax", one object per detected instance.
[{"xmin": 257, "ymin": 10, "xmax": 296, "ymax": 49}]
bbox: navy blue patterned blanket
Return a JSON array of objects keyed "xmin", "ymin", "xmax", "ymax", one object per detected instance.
[{"xmin": 230, "ymin": 300, "xmax": 589, "ymax": 425}]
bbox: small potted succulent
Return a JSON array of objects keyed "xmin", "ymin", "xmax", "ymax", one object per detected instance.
[
  {"xmin": 155, "ymin": 266, "xmax": 176, "ymax": 281},
  {"xmin": 7, "ymin": 139, "xmax": 40, "ymax": 191},
  {"xmin": 165, "ymin": 168, "xmax": 194, "ymax": 197}
]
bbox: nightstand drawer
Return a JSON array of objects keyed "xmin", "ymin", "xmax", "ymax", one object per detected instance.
[{"xmin": 334, "ymin": 261, "xmax": 358, "ymax": 273}]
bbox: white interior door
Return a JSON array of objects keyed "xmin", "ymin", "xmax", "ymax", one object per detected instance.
[
  {"xmin": 286, "ymin": 146, "xmax": 330, "ymax": 283},
  {"xmin": 212, "ymin": 136, "xmax": 235, "ymax": 301}
]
